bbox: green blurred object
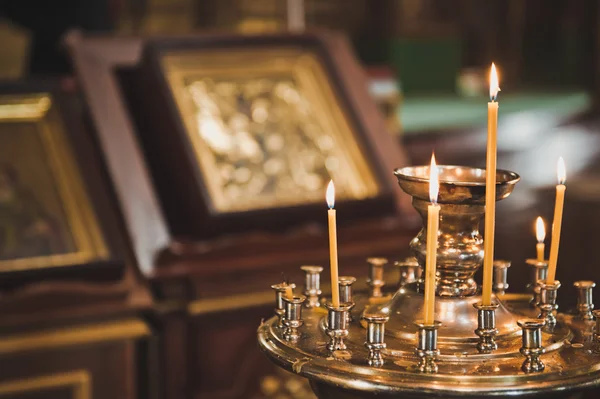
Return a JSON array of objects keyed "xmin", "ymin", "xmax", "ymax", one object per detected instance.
[
  {"xmin": 388, "ymin": 37, "xmax": 461, "ymax": 94},
  {"xmin": 400, "ymin": 91, "xmax": 590, "ymax": 135}
]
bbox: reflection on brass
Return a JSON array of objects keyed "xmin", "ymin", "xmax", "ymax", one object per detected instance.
[
  {"xmin": 0, "ymin": 370, "xmax": 90, "ymax": 399},
  {"xmin": 0, "ymin": 94, "xmax": 107, "ymax": 272},
  {"xmin": 161, "ymin": 48, "xmax": 380, "ymax": 213},
  {"xmin": 0, "ymin": 318, "xmax": 150, "ymax": 355}
]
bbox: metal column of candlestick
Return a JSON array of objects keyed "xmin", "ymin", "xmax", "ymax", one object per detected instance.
[{"xmin": 258, "ymin": 165, "xmax": 600, "ymax": 398}]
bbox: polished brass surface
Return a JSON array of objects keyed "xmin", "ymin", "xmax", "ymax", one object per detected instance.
[
  {"xmin": 162, "ymin": 48, "xmax": 380, "ymax": 213},
  {"xmin": 259, "ymin": 164, "xmax": 600, "ymax": 397},
  {"xmin": 258, "ymin": 293, "xmax": 600, "ymax": 398},
  {"xmin": 0, "ymin": 94, "xmax": 108, "ymax": 272},
  {"xmin": 394, "ymin": 166, "xmax": 520, "ymax": 297}
]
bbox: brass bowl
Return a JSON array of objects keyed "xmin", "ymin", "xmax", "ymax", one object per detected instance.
[{"xmin": 394, "ymin": 165, "xmax": 520, "ymax": 204}]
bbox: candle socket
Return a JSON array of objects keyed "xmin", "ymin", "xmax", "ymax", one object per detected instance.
[
  {"xmin": 339, "ymin": 276, "xmax": 357, "ymax": 303},
  {"xmin": 415, "ymin": 321, "xmax": 442, "ymax": 373},
  {"xmin": 325, "ymin": 301, "xmax": 354, "ymax": 351},
  {"xmin": 492, "ymin": 260, "xmax": 511, "ymax": 295},
  {"xmin": 473, "ymin": 302, "xmax": 499, "ymax": 353},
  {"xmin": 517, "ymin": 318, "xmax": 546, "ymax": 373},
  {"xmin": 271, "ymin": 283, "xmax": 296, "ymax": 328},
  {"xmin": 300, "ymin": 265, "xmax": 323, "ymax": 308},
  {"xmin": 363, "ymin": 313, "xmax": 389, "ymax": 367},
  {"xmin": 394, "ymin": 257, "xmax": 421, "ymax": 289},
  {"xmin": 526, "ymin": 259, "xmax": 548, "ymax": 308},
  {"xmin": 367, "ymin": 257, "xmax": 388, "ymax": 298},
  {"xmin": 574, "ymin": 281, "xmax": 596, "ymax": 321},
  {"xmin": 282, "ymin": 295, "xmax": 306, "ymax": 342},
  {"xmin": 537, "ymin": 280, "xmax": 561, "ymax": 329}
]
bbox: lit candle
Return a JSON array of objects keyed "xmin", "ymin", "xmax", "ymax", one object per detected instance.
[
  {"xmin": 482, "ymin": 63, "xmax": 500, "ymax": 306},
  {"xmin": 547, "ymin": 157, "xmax": 567, "ymax": 283},
  {"xmin": 535, "ymin": 217, "xmax": 546, "ymax": 261},
  {"xmin": 424, "ymin": 154, "xmax": 440, "ymax": 325},
  {"xmin": 326, "ymin": 180, "xmax": 340, "ymax": 307}
]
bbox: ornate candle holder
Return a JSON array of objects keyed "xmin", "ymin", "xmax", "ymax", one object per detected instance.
[
  {"xmin": 518, "ymin": 318, "xmax": 546, "ymax": 373},
  {"xmin": 393, "ymin": 257, "xmax": 420, "ymax": 289},
  {"xmin": 574, "ymin": 280, "xmax": 595, "ymax": 321},
  {"xmin": 301, "ymin": 265, "xmax": 323, "ymax": 308},
  {"xmin": 366, "ymin": 258, "xmax": 387, "ymax": 298},
  {"xmin": 415, "ymin": 321, "xmax": 441, "ymax": 373},
  {"xmin": 258, "ymin": 165, "xmax": 600, "ymax": 398},
  {"xmin": 538, "ymin": 280, "xmax": 561, "ymax": 328},
  {"xmin": 271, "ymin": 283, "xmax": 296, "ymax": 328},
  {"xmin": 363, "ymin": 313, "xmax": 389, "ymax": 367},
  {"xmin": 325, "ymin": 301, "xmax": 353, "ymax": 351},
  {"xmin": 282, "ymin": 295, "xmax": 305, "ymax": 341},
  {"xmin": 526, "ymin": 259, "xmax": 548, "ymax": 307},
  {"xmin": 338, "ymin": 276, "xmax": 356, "ymax": 303},
  {"xmin": 473, "ymin": 302, "xmax": 498, "ymax": 353},
  {"xmin": 492, "ymin": 260, "xmax": 510, "ymax": 295}
]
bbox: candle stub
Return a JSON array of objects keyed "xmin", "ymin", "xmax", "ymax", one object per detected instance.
[{"xmin": 535, "ymin": 217, "xmax": 546, "ymax": 262}]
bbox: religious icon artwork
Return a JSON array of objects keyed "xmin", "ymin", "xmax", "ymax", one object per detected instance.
[
  {"xmin": 0, "ymin": 94, "xmax": 108, "ymax": 272},
  {"xmin": 161, "ymin": 48, "xmax": 381, "ymax": 213}
]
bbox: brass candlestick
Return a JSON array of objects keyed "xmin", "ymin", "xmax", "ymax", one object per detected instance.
[
  {"xmin": 474, "ymin": 302, "xmax": 499, "ymax": 353},
  {"xmin": 363, "ymin": 313, "xmax": 389, "ymax": 367},
  {"xmin": 574, "ymin": 280, "xmax": 595, "ymax": 321},
  {"xmin": 301, "ymin": 265, "xmax": 323, "ymax": 308},
  {"xmin": 325, "ymin": 301, "xmax": 353, "ymax": 351},
  {"xmin": 415, "ymin": 321, "xmax": 441, "ymax": 373}
]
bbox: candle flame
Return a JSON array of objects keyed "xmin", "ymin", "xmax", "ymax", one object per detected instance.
[
  {"xmin": 326, "ymin": 180, "xmax": 335, "ymax": 208},
  {"xmin": 535, "ymin": 216, "xmax": 546, "ymax": 243},
  {"xmin": 557, "ymin": 156, "xmax": 566, "ymax": 185},
  {"xmin": 489, "ymin": 63, "xmax": 500, "ymax": 101},
  {"xmin": 429, "ymin": 153, "xmax": 439, "ymax": 204}
]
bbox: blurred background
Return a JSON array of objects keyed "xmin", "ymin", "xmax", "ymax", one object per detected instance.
[
  {"xmin": 2, "ymin": 1, "xmax": 600, "ymax": 399},
  {"xmin": 0, "ymin": 0, "xmax": 597, "ymax": 136}
]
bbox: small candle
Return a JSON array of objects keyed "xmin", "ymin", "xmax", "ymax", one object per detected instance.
[
  {"xmin": 535, "ymin": 216, "xmax": 546, "ymax": 261},
  {"xmin": 285, "ymin": 284, "xmax": 294, "ymax": 299},
  {"xmin": 482, "ymin": 63, "xmax": 500, "ymax": 306},
  {"xmin": 547, "ymin": 157, "xmax": 567, "ymax": 283},
  {"xmin": 326, "ymin": 180, "xmax": 340, "ymax": 307},
  {"xmin": 424, "ymin": 154, "xmax": 440, "ymax": 325}
]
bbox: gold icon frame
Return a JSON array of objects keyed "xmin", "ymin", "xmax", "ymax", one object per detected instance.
[
  {"xmin": 161, "ymin": 48, "xmax": 381, "ymax": 214},
  {"xmin": 0, "ymin": 93, "xmax": 108, "ymax": 272}
]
